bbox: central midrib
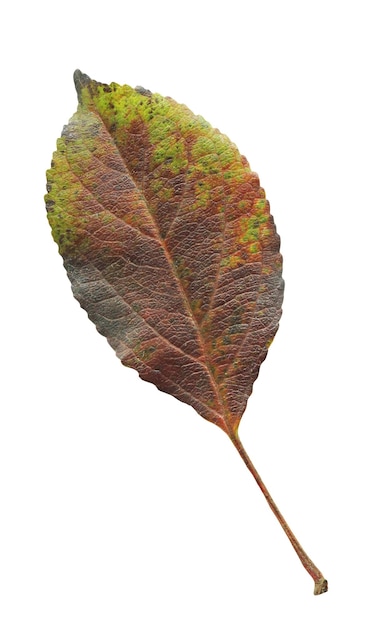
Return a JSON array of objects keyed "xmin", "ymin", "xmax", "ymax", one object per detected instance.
[{"xmin": 87, "ymin": 105, "xmax": 235, "ymax": 435}]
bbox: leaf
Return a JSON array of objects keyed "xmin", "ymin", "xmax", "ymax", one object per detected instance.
[{"xmin": 45, "ymin": 70, "xmax": 327, "ymax": 595}]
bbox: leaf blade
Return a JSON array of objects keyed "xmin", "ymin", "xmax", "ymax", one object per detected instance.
[{"xmin": 46, "ymin": 70, "xmax": 284, "ymax": 436}]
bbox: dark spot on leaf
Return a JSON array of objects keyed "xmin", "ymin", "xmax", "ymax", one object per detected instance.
[{"xmin": 135, "ymin": 85, "xmax": 152, "ymax": 97}]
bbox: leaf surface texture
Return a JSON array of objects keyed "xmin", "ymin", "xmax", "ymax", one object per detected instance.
[{"xmin": 46, "ymin": 71, "xmax": 284, "ymax": 437}]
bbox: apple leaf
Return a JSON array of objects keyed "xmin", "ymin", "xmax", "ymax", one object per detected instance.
[{"xmin": 45, "ymin": 71, "xmax": 327, "ymax": 595}]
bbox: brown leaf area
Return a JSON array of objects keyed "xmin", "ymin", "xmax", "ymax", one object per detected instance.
[{"xmin": 46, "ymin": 71, "xmax": 284, "ymax": 437}]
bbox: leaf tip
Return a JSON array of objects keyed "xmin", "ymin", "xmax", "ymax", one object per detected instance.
[
  {"xmin": 73, "ymin": 69, "xmax": 92, "ymax": 102},
  {"xmin": 134, "ymin": 85, "xmax": 153, "ymax": 97}
]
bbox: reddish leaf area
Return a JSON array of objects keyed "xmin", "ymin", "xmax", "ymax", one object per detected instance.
[{"xmin": 46, "ymin": 71, "xmax": 284, "ymax": 437}]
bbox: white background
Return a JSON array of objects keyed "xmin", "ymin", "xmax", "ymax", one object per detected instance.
[{"xmin": 1, "ymin": 1, "xmax": 386, "ymax": 624}]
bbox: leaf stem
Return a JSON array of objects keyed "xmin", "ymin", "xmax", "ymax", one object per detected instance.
[{"xmin": 230, "ymin": 432, "xmax": 327, "ymax": 595}]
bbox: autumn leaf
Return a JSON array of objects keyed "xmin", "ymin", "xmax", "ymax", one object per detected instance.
[{"xmin": 45, "ymin": 70, "xmax": 327, "ymax": 595}]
